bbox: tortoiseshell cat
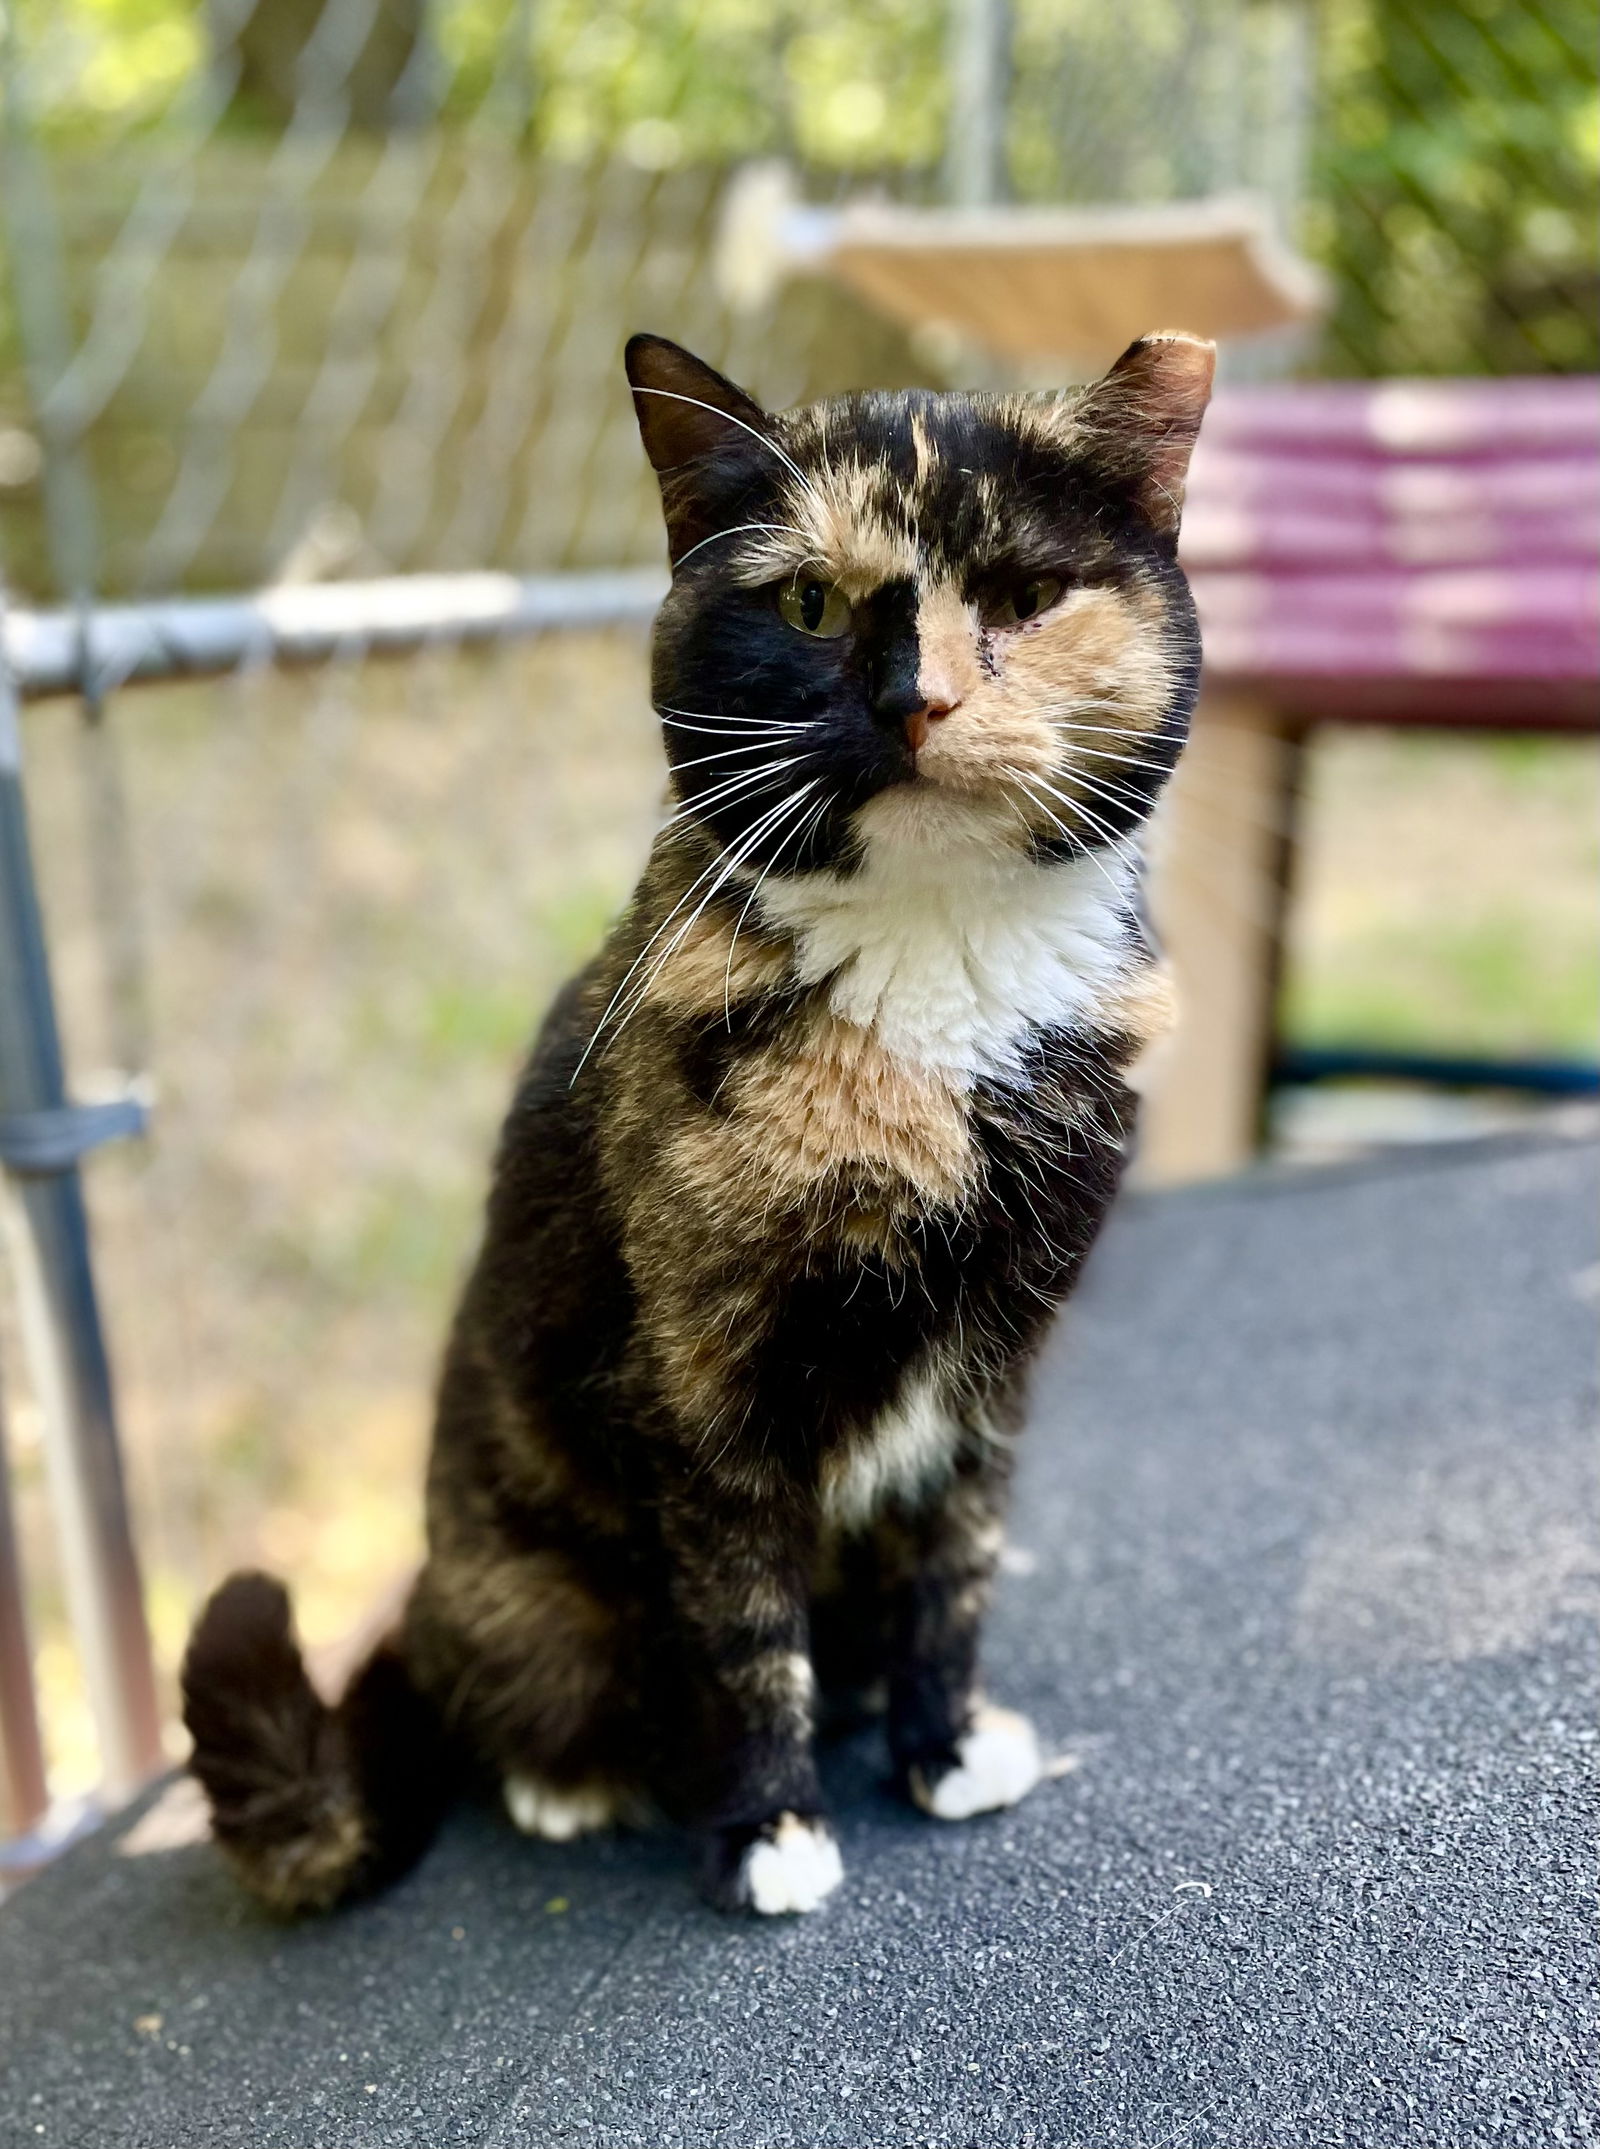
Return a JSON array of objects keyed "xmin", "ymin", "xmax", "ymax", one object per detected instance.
[{"xmin": 183, "ymin": 327, "xmax": 1214, "ymax": 1915}]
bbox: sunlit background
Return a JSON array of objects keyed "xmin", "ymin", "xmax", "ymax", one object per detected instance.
[{"xmin": 0, "ymin": 0, "xmax": 1595, "ymax": 1816}]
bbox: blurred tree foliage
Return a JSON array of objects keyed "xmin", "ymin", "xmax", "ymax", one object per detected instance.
[
  {"xmin": 8, "ymin": 0, "xmax": 949, "ymax": 167},
  {"xmin": 1310, "ymin": 0, "xmax": 1599, "ymax": 374},
  {"xmin": 7, "ymin": 0, "xmax": 1596, "ymax": 374}
]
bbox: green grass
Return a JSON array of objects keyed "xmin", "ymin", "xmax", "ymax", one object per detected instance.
[{"xmin": 1282, "ymin": 730, "xmax": 1600, "ymax": 1062}]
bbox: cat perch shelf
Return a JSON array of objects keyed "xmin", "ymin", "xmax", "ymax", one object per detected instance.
[{"xmin": 716, "ymin": 164, "xmax": 1326, "ymax": 366}]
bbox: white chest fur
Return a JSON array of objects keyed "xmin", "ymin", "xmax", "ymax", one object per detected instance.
[
  {"xmin": 757, "ymin": 796, "xmax": 1138, "ymax": 1087},
  {"xmin": 820, "ymin": 1369, "xmax": 959, "ymax": 1528}
]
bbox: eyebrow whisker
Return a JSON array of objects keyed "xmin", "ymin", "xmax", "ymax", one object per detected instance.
[{"xmin": 672, "ymin": 521, "xmax": 808, "ymax": 571}]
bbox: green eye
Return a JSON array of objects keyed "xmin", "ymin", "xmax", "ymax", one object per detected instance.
[
  {"xmin": 992, "ymin": 576, "xmax": 1064, "ymax": 627},
  {"xmin": 778, "ymin": 578, "xmax": 851, "ymax": 638}
]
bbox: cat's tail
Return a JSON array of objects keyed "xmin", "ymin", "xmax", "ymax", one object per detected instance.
[{"xmin": 181, "ymin": 1570, "xmax": 451, "ymax": 1915}]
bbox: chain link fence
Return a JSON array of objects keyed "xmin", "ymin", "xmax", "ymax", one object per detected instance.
[
  {"xmin": 1310, "ymin": 0, "xmax": 1597, "ymax": 379},
  {"xmin": 0, "ymin": 0, "xmax": 1593, "ymax": 1825}
]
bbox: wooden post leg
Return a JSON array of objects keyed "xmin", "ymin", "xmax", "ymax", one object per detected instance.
[{"xmin": 1135, "ymin": 693, "xmax": 1299, "ymax": 1186}]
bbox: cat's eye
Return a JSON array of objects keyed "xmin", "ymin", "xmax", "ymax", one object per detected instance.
[
  {"xmin": 989, "ymin": 576, "xmax": 1064, "ymax": 628},
  {"xmin": 778, "ymin": 578, "xmax": 852, "ymax": 639}
]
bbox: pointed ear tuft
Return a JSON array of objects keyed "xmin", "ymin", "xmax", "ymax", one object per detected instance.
[
  {"xmin": 625, "ymin": 334, "xmax": 772, "ymax": 475},
  {"xmin": 1073, "ymin": 331, "xmax": 1216, "ymax": 537}
]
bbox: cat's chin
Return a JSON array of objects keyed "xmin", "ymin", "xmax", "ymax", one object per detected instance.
[{"xmin": 854, "ymin": 780, "xmax": 1028, "ymax": 860}]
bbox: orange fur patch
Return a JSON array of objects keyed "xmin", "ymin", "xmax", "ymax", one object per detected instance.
[
  {"xmin": 728, "ymin": 1013, "xmax": 976, "ymax": 1211},
  {"xmin": 913, "ymin": 582, "xmax": 1169, "ymax": 825},
  {"xmin": 644, "ymin": 1009, "xmax": 978, "ymax": 1312},
  {"xmin": 1010, "ymin": 584, "xmax": 1168, "ymax": 726},
  {"xmin": 639, "ymin": 905, "xmax": 791, "ymax": 1017},
  {"xmin": 649, "ymin": 1290, "xmax": 768, "ymax": 1425},
  {"xmin": 916, "ymin": 580, "xmax": 984, "ymax": 711},
  {"xmin": 735, "ymin": 459, "xmax": 917, "ymax": 596}
]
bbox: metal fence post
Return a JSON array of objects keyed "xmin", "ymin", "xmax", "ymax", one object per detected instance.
[
  {"xmin": 945, "ymin": 0, "xmax": 1012, "ymax": 207},
  {"xmin": 0, "ymin": 599, "xmax": 161, "ymax": 1804}
]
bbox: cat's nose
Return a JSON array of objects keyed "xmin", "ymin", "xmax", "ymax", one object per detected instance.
[{"xmin": 903, "ymin": 696, "xmax": 956, "ymax": 753}]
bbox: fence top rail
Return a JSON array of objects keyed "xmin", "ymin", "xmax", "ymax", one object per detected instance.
[{"xmin": 2, "ymin": 570, "xmax": 670, "ymax": 702}]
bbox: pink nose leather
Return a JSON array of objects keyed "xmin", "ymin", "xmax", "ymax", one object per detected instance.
[{"xmin": 905, "ymin": 696, "xmax": 956, "ymax": 753}]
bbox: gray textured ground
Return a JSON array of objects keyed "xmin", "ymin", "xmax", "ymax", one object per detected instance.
[{"xmin": 2, "ymin": 1136, "xmax": 1595, "ymax": 2149}]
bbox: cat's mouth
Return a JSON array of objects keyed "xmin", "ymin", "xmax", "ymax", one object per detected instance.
[
  {"xmin": 892, "ymin": 760, "xmax": 964, "ymax": 801},
  {"xmin": 899, "ymin": 743, "xmax": 1002, "ymax": 800}
]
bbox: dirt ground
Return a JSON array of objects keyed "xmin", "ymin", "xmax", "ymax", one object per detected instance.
[{"xmin": 10, "ymin": 634, "xmax": 1598, "ymax": 1796}]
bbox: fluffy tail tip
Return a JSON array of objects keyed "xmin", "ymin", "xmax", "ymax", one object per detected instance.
[{"xmin": 182, "ymin": 1570, "xmax": 443, "ymax": 1914}]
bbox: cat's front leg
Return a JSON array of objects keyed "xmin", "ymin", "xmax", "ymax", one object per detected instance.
[
  {"xmin": 656, "ymin": 1474, "xmax": 842, "ymax": 1916},
  {"xmin": 884, "ymin": 1451, "xmax": 1045, "ymax": 1821}
]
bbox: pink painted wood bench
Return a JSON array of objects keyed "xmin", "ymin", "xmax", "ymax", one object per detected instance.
[{"xmin": 1139, "ymin": 376, "xmax": 1600, "ymax": 1181}]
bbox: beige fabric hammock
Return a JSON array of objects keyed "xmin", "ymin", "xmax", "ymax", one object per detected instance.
[{"xmin": 719, "ymin": 168, "xmax": 1325, "ymax": 367}]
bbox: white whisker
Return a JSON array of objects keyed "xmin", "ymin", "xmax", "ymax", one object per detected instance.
[
  {"xmin": 672, "ymin": 521, "xmax": 806, "ymax": 571},
  {"xmin": 1050, "ymin": 715, "xmax": 1183, "ymax": 746},
  {"xmin": 1055, "ymin": 738, "xmax": 1178, "ymax": 780},
  {"xmin": 660, "ymin": 723, "xmax": 816, "ymax": 751},
  {"xmin": 1002, "ymin": 771, "xmax": 1072, "ymax": 844},
  {"xmin": 661, "ymin": 714, "xmax": 814, "ymax": 736},
  {"xmin": 601, "ymin": 783, "xmax": 824, "ymax": 1060},
  {"xmin": 721, "ymin": 786, "xmax": 833, "ymax": 1025},
  {"xmin": 659, "ymin": 754, "xmax": 811, "ymax": 831},
  {"xmin": 575, "ymin": 774, "xmax": 827, "ymax": 1079},
  {"xmin": 1052, "ymin": 789, "xmax": 1138, "ymax": 866},
  {"xmin": 1039, "ymin": 779, "xmax": 1139, "ymax": 858},
  {"xmin": 1049, "ymin": 760, "xmax": 1152, "ymax": 827},
  {"xmin": 658, "ymin": 705, "xmax": 818, "ymax": 736},
  {"xmin": 670, "ymin": 740, "xmax": 817, "ymax": 774},
  {"xmin": 1047, "ymin": 701, "xmax": 1180, "ymax": 731},
  {"xmin": 1009, "ymin": 772, "xmax": 1138, "ymax": 904}
]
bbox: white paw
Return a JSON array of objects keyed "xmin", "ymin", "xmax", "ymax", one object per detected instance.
[
  {"xmin": 504, "ymin": 1774, "xmax": 616, "ymax": 1842},
  {"xmin": 740, "ymin": 1813, "xmax": 844, "ymax": 1916},
  {"xmin": 911, "ymin": 1704, "xmax": 1044, "ymax": 1821}
]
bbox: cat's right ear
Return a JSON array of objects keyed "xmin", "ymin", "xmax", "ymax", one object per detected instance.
[
  {"xmin": 625, "ymin": 334, "xmax": 774, "ymax": 560},
  {"xmin": 1064, "ymin": 332, "xmax": 1215, "ymax": 539}
]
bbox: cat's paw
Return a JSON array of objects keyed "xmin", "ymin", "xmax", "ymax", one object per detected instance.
[
  {"xmin": 741, "ymin": 1813, "xmax": 844, "ymax": 1914},
  {"xmin": 706, "ymin": 1812, "xmax": 844, "ymax": 1915},
  {"xmin": 909, "ymin": 1704, "xmax": 1043, "ymax": 1821},
  {"xmin": 504, "ymin": 1773, "xmax": 616, "ymax": 1841}
]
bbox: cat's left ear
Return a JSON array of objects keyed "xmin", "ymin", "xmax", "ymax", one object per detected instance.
[
  {"xmin": 625, "ymin": 334, "xmax": 775, "ymax": 561},
  {"xmin": 1062, "ymin": 331, "xmax": 1216, "ymax": 539}
]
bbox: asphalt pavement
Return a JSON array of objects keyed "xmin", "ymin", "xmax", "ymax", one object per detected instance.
[{"xmin": 1, "ymin": 1133, "xmax": 1594, "ymax": 2148}]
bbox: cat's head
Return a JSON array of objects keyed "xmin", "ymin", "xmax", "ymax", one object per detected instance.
[{"xmin": 627, "ymin": 331, "xmax": 1213, "ymax": 878}]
